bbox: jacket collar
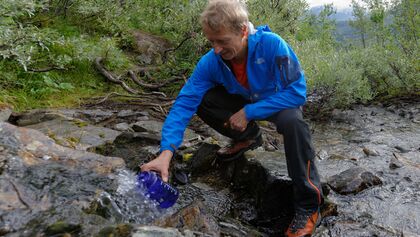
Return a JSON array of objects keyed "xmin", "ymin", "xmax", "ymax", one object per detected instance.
[{"xmin": 247, "ymin": 23, "xmax": 271, "ymax": 56}]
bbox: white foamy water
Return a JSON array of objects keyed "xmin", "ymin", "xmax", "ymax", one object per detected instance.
[{"xmin": 112, "ymin": 169, "xmax": 172, "ymax": 224}]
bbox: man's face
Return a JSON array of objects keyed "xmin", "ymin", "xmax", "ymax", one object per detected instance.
[{"xmin": 203, "ymin": 25, "xmax": 248, "ymax": 61}]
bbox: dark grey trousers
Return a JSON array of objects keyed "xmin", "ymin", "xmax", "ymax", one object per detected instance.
[{"xmin": 196, "ymin": 86, "xmax": 322, "ymax": 211}]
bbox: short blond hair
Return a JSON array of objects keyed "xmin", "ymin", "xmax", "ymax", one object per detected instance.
[{"xmin": 200, "ymin": 0, "xmax": 249, "ymax": 33}]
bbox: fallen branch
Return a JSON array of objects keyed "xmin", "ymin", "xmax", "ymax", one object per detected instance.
[
  {"xmin": 94, "ymin": 57, "xmax": 139, "ymax": 94},
  {"xmin": 27, "ymin": 66, "xmax": 65, "ymax": 72},
  {"xmin": 163, "ymin": 34, "xmax": 193, "ymax": 61},
  {"xmin": 128, "ymin": 70, "xmax": 183, "ymax": 90}
]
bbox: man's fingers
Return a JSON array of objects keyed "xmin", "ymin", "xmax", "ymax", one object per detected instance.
[{"xmin": 161, "ymin": 170, "xmax": 169, "ymax": 182}]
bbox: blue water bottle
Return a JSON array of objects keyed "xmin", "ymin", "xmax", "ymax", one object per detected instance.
[{"xmin": 137, "ymin": 171, "xmax": 179, "ymax": 208}]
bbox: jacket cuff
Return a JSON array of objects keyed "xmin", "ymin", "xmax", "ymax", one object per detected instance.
[
  {"xmin": 159, "ymin": 144, "xmax": 176, "ymax": 153},
  {"xmin": 244, "ymin": 105, "xmax": 255, "ymax": 121}
]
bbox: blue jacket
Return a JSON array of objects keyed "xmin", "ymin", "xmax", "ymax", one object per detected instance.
[{"xmin": 160, "ymin": 25, "xmax": 306, "ymax": 152}]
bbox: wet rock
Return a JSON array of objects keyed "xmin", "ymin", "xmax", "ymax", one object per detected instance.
[
  {"xmin": 102, "ymin": 132, "xmax": 161, "ymax": 170},
  {"xmin": 132, "ymin": 123, "xmax": 149, "ymax": 132},
  {"xmin": 232, "ymin": 150, "xmax": 293, "ymax": 226},
  {"xmin": 326, "ymin": 221, "xmax": 402, "ymax": 237},
  {"xmin": 190, "ymin": 143, "xmax": 219, "ymax": 174},
  {"xmin": 363, "ymin": 147, "xmax": 379, "ymax": 156},
  {"xmin": 320, "ymin": 199, "xmax": 338, "ymax": 218},
  {"xmin": 219, "ymin": 218, "xmax": 265, "ymax": 237},
  {"xmin": 389, "ymin": 156, "xmax": 404, "ymax": 169},
  {"xmin": 24, "ymin": 117, "xmax": 121, "ymax": 151},
  {"xmin": 131, "ymin": 226, "xmax": 183, "ymax": 237},
  {"xmin": 0, "ymin": 122, "xmax": 127, "ymax": 235},
  {"xmin": 44, "ymin": 221, "xmax": 82, "ymax": 236},
  {"xmin": 316, "ymin": 149, "xmax": 329, "ymax": 160},
  {"xmin": 327, "ymin": 167, "xmax": 382, "ymax": 195},
  {"xmin": 328, "ymin": 153, "xmax": 349, "ymax": 160},
  {"xmin": 394, "ymin": 145, "xmax": 410, "ymax": 153},
  {"xmin": 97, "ymin": 224, "xmax": 133, "ymax": 237},
  {"xmin": 402, "ymin": 230, "xmax": 420, "ymax": 237},
  {"xmin": 392, "ymin": 152, "xmax": 420, "ymax": 169},
  {"xmin": 154, "ymin": 200, "xmax": 220, "ymax": 236},
  {"xmin": 349, "ymin": 137, "xmax": 371, "ymax": 143}
]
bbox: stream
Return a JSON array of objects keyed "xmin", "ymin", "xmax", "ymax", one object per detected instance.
[{"xmin": 0, "ymin": 100, "xmax": 418, "ymax": 236}]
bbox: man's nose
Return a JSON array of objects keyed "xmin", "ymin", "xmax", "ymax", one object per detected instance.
[{"xmin": 214, "ymin": 45, "xmax": 223, "ymax": 54}]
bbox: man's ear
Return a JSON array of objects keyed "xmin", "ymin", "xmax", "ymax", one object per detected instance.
[{"xmin": 242, "ymin": 24, "xmax": 248, "ymax": 37}]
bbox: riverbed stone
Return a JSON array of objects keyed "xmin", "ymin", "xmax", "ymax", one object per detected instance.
[
  {"xmin": 0, "ymin": 122, "xmax": 124, "ymax": 173},
  {"xmin": 226, "ymin": 150, "xmax": 294, "ymax": 227},
  {"xmin": 327, "ymin": 167, "xmax": 382, "ymax": 195},
  {"xmin": 363, "ymin": 147, "xmax": 379, "ymax": 156},
  {"xmin": 154, "ymin": 200, "xmax": 220, "ymax": 236},
  {"xmin": 0, "ymin": 122, "xmax": 126, "ymax": 236},
  {"xmin": 100, "ymin": 132, "xmax": 161, "ymax": 170},
  {"xmin": 190, "ymin": 143, "xmax": 219, "ymax": 174},
  {"xmin": 132, "ymin": 226, "xmax": 183, "ymax": 237},
  {"xmin": 389, "ymin": 156, "xmax": 404, "ymax": 169},
  {"xmin": 24, "ymin": 117, "xmax": 121, "ymax": 151}
]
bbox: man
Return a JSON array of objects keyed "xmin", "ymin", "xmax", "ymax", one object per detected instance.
[{"xmin": 141, "ymin": 0, "xmax": 322, "ymax": 236}]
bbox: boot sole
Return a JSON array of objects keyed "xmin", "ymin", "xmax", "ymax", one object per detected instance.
[{"xmin": 217, "ymin": 136, "xmax": 263, "ymax": 162}]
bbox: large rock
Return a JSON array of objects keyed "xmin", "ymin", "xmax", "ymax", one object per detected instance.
[
  {"xmin": 24, "ymin": 116, "xmax": 121, "ymax": 151},
  {"xmin": 327, "ymin": 167, "xmax": 382, "ymax": 195},
  {"xmin": 154, "ymin": 200, "xmax": 220, "ymax": 236},
  {"xmin": 132, "ymin": 31, "xmax": 171, "ymax": 65},
  {"xmin": 0, "ymin": 122, "xmax": 126, "ymax": 235},
  {"xmin": 224, "ymin": 150, "xmax": 294, "ymax": 233},
  {"xmin": 0, "ymin": 122, "xmax": 124, "ymax": 173}
]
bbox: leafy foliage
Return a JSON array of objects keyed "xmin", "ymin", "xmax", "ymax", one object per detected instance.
[{"xmin": 0, "ymin": 0, "xmax": 418, "ymax": 112}]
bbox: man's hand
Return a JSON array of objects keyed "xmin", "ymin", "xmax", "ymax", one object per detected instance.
[
  {"xmin": 140, "ymin": 150, "xmax": 173, "ymax": 182},
  {"xmin": 228, "ymin": 108, "xmax": 248, "ymax": 132}
]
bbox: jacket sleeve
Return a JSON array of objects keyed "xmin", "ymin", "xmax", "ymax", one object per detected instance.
[
  {"xmin": 160, "ymin": 56, "xmax": 215, "ymax": 152},
  {"xmin": 244, "ymin": 37, "xmax": 306, "ymax": 120}
]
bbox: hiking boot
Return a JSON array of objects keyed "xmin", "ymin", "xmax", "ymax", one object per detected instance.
[
  {"xmin": 285, "ymin": 209, "xmax": 321, "ymax": 237},
  {"xmin": 216, "ymin": 133, "xmax": 263, "ymax": 162}
]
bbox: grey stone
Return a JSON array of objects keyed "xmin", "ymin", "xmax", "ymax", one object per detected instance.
[
  {"xmin": 389, "ymin": 156, "xmax": 404, "ymax": 169},
  {"xmin": 327, "ymin": 167, "xmax": 382, "ymax": 195},
  {"xmin": 25, "ymin": 117, "xmax": 121, "ymax": 151},
  {"xmin": 117, "ymin": 110, "xmax": 148, "ymax": 118},
  {"xmin": 363, "ymin": 147, "xmax": 379, "ymax": 156},
  {"xmin": 153, "ymin": 200, "xmax": 220, "ymax": 236},
  {"xmin": 395, "ymin": 145, "xmax": 410, "ymax": 153},
  {"xmin": 132, "ymin": 226, "xmax": 183, "ymax": 237},
  {"xmin": 14, "ymin": 110, "xmax": 72, "ymax": 126},
  {"xmin": 190, "ymin": 143, "xmax": 219, "ymax": 174},
  {"xmin": 114, "ymin": 122, "xmax": 133, "ymax": 132},
  {"xmin": 75, "ymin": 109, "xmax": 115, "ymax": 123}
]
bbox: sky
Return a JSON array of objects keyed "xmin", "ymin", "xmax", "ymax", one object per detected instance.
[{"xmin": 306, "ymin": 0, "xmax": 354, "ymax": 9}]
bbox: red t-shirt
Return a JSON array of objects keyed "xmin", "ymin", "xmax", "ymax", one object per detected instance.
[{"xmin": 231, "ymin": 59, "xmax": 249, "ymax": 89}]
